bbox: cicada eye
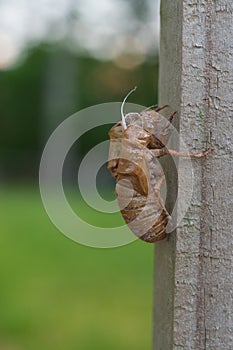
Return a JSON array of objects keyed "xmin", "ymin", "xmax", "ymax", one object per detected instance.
[{"xmin": 125, "ymin": 113, "xmax": 143, "ymax": 128}]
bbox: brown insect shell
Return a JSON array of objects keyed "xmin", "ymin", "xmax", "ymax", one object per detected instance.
[{"xmin": 108, "ymin": 109, "xmax": 175, "ymax": 243}]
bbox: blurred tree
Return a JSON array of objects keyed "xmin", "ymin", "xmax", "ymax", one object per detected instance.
[
  {"xmin": 0, "ymin": 40, "xmax": 158, "ymax": 181},
  {"xmin": 126, "ymin": 0, "xmax": 151, "ymax": 21}
]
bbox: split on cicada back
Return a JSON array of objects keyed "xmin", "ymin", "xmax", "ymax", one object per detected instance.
[{"xmin": 125, "ymin": 113, "xmax": 144, "ymax": 129}]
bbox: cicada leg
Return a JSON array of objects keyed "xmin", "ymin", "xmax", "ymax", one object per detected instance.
[
  {"xmin": 155, "ymin": 105, "xmax": 169, "ymax": 112},
  {"xmin": 165, "ymin": 148, "xmax": 212, "ymax": 158},
  {"xmin": 168, "ymin": 111, "xmax": 177, "ymax": 123},
  {"xmin": 151, "ymin": 147, "xmax": 212, "ymax": 159}
]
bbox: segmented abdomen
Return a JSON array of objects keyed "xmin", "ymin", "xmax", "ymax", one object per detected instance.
[{"xmin": 115, "ymin": 151, "xmax": 170, "ymax": 243}]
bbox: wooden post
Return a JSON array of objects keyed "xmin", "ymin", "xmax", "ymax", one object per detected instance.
[{"xmin": 153, "ymin": 1, "xmax": 233, "ymax": 349}]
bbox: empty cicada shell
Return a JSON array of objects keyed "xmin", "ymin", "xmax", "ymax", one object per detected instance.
[{"xmin": 108, "ymin": 88, "xmax": 211, "ymax": 243}]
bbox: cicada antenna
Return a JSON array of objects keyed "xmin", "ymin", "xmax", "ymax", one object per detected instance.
[{"xmin": 121, "ymin": 86, "xmax": 137, "ymax": 130}]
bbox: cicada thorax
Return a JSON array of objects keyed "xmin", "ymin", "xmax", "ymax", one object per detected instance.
[{"xmin": 108, "ymin": 111, "xmax": 171, "ymax": 243}]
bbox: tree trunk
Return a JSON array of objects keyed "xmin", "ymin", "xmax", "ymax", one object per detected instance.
[{"xmin": 153, "ymin": 1, "xmax": 233, "ymax": 349}]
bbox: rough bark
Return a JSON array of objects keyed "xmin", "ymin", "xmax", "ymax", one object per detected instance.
[{"xmin": 153, "ymin": 1, "xmax": 233, "ymax": 349}]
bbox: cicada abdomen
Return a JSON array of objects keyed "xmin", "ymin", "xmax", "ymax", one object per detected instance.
[{"xmin": 113, "ymin": 140, "xmax": 170, "ymax": 242}]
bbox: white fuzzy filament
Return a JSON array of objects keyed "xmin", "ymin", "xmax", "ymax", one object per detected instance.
[{"xmin": 121, "ymin": 86, "xmax": 137, "ymax": 130}]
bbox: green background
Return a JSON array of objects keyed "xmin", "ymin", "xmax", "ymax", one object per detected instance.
[
  {"xmin": 0, "ymin": 0, "xmax": 159, "ymax": 348},
  {"xmin": 0, "ymin": 186, "xmax": 154, "ymax": 350}
]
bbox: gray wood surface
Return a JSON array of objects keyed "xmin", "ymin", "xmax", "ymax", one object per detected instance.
[{"xmin": 153, "ymin": 1, "xmax": 233, "ymax": 349}]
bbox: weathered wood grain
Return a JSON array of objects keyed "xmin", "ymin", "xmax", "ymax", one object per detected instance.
[{"xmin": 153, "ymin": 1, "xmax": 233, "ymax": 349}]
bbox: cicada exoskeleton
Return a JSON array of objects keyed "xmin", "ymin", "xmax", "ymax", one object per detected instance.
[{"xmin": 108, "ymin": 88, "xmax": 211, "ymax": 243}]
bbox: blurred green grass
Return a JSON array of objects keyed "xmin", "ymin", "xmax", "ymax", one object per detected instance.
[{"xmin": 0, "ymin": 185, "xmax": 153, "ymax": 350}]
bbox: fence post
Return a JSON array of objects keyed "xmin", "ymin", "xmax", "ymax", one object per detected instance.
[{"xmin": 153, "ymin": 1, "xmax": 233, "ymax": 349}]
